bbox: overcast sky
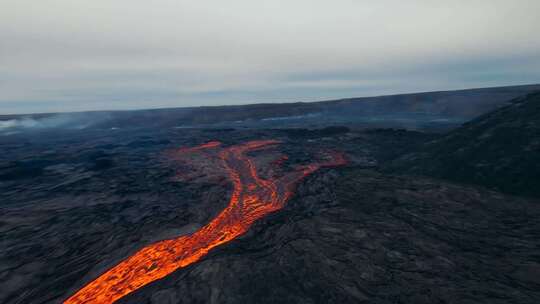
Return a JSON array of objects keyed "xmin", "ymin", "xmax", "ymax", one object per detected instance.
[{"xmin": 1, "ymin": 0, "xmax": 539, "ymax": 114}]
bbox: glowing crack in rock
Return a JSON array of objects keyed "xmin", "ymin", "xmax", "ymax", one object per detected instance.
[{"xmin": 64, "ymin": 140, "xmax": 346, "ymax": 304}]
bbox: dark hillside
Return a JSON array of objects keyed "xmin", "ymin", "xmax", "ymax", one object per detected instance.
[{"xmin": 390, "ymin": 91, "xmax": 540, "ymax": 197}]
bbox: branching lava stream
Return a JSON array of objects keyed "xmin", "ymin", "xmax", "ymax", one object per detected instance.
[{"xmin": 64, "ymin": 140, "xmax": 346, "ymax": 304}]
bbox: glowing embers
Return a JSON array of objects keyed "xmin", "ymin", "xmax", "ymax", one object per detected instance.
[{"xmin": 64, "ymin": 140, "xmax": 346, "ymax": 304}]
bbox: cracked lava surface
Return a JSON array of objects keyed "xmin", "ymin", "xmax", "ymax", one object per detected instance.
[{"xmin": 64, "ymin": 140, "xmax": 346, "ymax": 304}]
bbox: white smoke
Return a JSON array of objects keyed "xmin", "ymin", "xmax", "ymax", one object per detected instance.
[{"xmin": 0, "ymin": 113, "xmax": 110, "ymax": 134}]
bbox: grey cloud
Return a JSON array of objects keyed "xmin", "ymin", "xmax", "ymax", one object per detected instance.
[{"xmin": 1, "ymin": 0, "xmax": 539, "ymax": 114}]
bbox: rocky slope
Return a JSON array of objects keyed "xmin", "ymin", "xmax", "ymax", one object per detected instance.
[{"xmin": 390, "ymin": 91, "xmax": 540, "ymax": 197}]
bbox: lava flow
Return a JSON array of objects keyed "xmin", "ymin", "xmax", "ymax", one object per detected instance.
[{"xmin": 64, "ymin": 140, "xmax": 346, "ymax": 304}]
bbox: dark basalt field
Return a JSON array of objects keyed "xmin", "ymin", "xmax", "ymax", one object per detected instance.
[{"xmin": 2, "ymin": 90, "xmax": 540, "ymax": 304}]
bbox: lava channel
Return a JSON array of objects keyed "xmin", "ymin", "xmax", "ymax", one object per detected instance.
[{"xmin": 64, "ymin": 140, "xmax": 346, "ymax": 304}]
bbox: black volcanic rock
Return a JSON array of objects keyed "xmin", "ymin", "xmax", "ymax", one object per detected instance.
[
  {"xmin": 390, "ymin": 91, "xmax": 540, "ymax": 197},
  {"xmin": 1, "ymin": 124, "xmax": 539, "ymax": 304},
  {"xmin": 118, "ymin": 169, "xmax": 540, "ymax": 304},
  {"xmin": 0, "ymin": 160, "xmax": 51, "ymax": 180},
  {"xmin": 275, "ymin": 126, "xmax": 350, "ymax": 138}
]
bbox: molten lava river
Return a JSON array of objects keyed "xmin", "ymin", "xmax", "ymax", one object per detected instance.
[{"xmin": 65, "ymin": 140, "xmax": 346, "ymax": 303}]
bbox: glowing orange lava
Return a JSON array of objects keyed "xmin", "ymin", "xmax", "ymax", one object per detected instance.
[
  {"xmin": 64, "ymin": 140, "xmax": 346, "ymax": 304},
  {"xmin": 176, "ymin": 140, "xmax": 221, "ymax": 153}
]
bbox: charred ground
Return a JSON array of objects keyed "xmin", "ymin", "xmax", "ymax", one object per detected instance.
[{"xmin": 1, "ymin": 89, "xmax": 540, "ymax": 304}]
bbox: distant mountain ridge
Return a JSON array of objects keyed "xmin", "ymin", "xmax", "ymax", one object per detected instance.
[
  {"xmin": 390, "ymin": 91, "xmax": 540, "ymax": 197},
  {"xmin": 1, "ymin": 84, "xmax": 540, "ymax": 131}
]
